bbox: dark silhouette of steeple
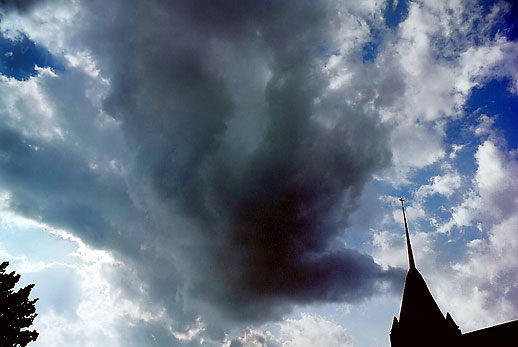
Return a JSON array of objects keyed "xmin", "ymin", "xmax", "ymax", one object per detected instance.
[
  {"xmin": 390, "ymin": 198, "xmax": 461, "ymax": 346},
  {"xmin": 389, "ymin": 198, "xmax": 517, "ymax": 347},
  {"xmin": 399, "ymin": 198, "xmax": 415, "ymax": 270}
]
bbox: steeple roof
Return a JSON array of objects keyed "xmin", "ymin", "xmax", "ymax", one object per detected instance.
[{"xmin": 398, "ymin": 267, "xmax": 445, "ymax": 327}]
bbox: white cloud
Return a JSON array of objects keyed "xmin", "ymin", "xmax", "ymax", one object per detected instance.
[
  {"xmin": 226, "ymin": 328, "xmax": 281, "ymax": 347},
  {"xmin": 458, "ymin": 37, "xmax": 518, "ymax": 95},
  {"xmin": 389, "ymin": 122, "xmax": 446, "ymax": 169},
  {"xmin": 444, "ymin": 140, "xmax": 518, "ymax": 231},
  {"xmin": 229, "ymin": 313, "xmax": 352, "ymax": 347},
  {"xmin": 172, "ymin": 317, "xmax": 206, "ymax": 342},
  {"xmin": 0, "ymin": 72, "xmax": 63, "ymax": 140},
  {"xmin": 436, "ymin": 216, "xmax": 518, "ymax": 331},
  {"xmin": 415, "ymin": 172, "xmax": 462, "ymax": 200},
  {"xmin": 473, "ymin": 114, "xmax": 496, "ymax": 137},
  {"xmin": 372, "ymin": 227, "xmax": 436, "ymax": 272},
  {"xmin": 474, "ymin": 141, "xmax": 516, "ymax": 202},
  {"xmin": 372, "ymin": 230, "xmax": 407, "ymax": 271},
  {"xmin": 279, "ymin": 313, "xmax": 352, "ymax": 347},
  {"xmin": 0, "ymin": 0, "xmax": 79, "ymax": 53},
  {"xmin": 449, "ymin": 143, "xmax": 464, "ymax": 159},
  {"xmin": 373, "ymin": 0, "xmax": 518, "ymax": 182},
  {"xmin": 439, "ymin": 141, "xmax": 518, "ymax": 330}
]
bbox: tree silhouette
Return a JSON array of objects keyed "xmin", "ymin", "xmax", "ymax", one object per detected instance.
[{"xmin": 0, "ymin": 261, "xmax": 39, "ymax": 347}]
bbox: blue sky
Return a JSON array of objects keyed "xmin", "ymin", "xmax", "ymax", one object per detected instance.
[
  {"xmin": 0, "ymin": 1, "xmax": 517, "ymax": 346},
  {"xmin": 0, "ymin": 32, "xmax": 63, "ymax": 80}
]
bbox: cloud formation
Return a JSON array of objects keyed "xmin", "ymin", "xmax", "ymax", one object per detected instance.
[
  {"xmin": 0, "ymin": 0, "xmax": 404, "ymax": 340},
  {"xmin": 2, "ymin": 0, "xmax": 517, "ymax": 345},
  {"xmin": 230, "ymin": 313, "xmax": 352, "ymax": 347}
]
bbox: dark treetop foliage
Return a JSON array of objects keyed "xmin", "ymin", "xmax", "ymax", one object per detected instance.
[{"xmin": 0, "ymin": 261, "xmax": 39, "ymax": 347}]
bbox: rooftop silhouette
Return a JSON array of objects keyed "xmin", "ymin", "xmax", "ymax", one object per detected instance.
[{"xmin": 390, "ymin": 199, "xmax": 517, "ymax": 347}]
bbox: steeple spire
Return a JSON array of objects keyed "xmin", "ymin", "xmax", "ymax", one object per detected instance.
[{"xmin": 399, "ymin": 198, "xmax": 415, "ymax": 270}]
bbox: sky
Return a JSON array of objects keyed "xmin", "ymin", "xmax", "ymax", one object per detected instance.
[{"xmin": 0, "ymin": 0, "xmax": 517, "ymax": 346}]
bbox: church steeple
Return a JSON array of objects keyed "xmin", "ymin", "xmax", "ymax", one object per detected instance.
[
  {"xmin": 391, "ymin": 198, "xmax": 462, "ymax": 347},
  {"xmin": 399, "ymin": 198, "xmax": 415, "ymax": 270},
  {"xmin": 391, "ymin": 198, "xmax": 518, "ymax": 346}
]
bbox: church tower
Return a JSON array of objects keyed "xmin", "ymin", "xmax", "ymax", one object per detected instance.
[{"xmin": 389, "ymin": 198, "xmax": 461, "ymax": 347}]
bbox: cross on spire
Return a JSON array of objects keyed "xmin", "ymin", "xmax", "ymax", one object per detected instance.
[{"xmin": 399, "ymin": 198, "xmax": 416, "ymax": 270}]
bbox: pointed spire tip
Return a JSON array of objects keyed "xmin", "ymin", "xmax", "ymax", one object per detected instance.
[{"xmin": 399, "ymin": 198, "xmax": 416, "ymax": 270}]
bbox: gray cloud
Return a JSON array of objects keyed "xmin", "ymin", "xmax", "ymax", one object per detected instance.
[
  {"xmin": 0, "ymin": 0, "xmax": 42, "ymax": 13},
  {"xmin": 0, "ymin": 0, "xmax": 405, "ymax": 342},
  {"xmin": 230, "ymin": 328, "xmax": 282, "ymax": 347}
]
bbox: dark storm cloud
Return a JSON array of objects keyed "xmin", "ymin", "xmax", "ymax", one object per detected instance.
[
  {"xmin": 91, "ymin": 0, "xmax": 403, "ymax": 320},
  {"xmin": 0, "ymin": 0, "xmax": 404, "ymax": 337},
  {"xmin": 0, "ymin": 0, "xmax": 41, "ymax": 13}
]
